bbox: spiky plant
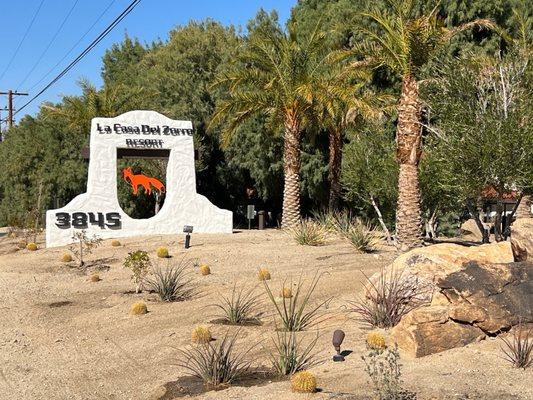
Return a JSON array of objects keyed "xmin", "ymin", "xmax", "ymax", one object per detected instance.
[
  {"xmin": 291, "ymin": 371, "xmax": 317, "ymax": 393},
  {"xmin": 176, "ymin": 332, "xmax": 253, "ymax": 388},
  {"xmin": 343, "ymin": 219, "xmax": 378, "ymax": 253},
  {"xmin": 268, "ymin": 331, "xmax": 320, "ymax": 375},
  {"xmin": 145, "ymin": 259, "xmax": 196, "ymax": 302},
  {"xmin": 199, "ymin": 264, "xmax": 211, "ymax": 276},
  {"xmin": 111, "ymin": 240, "xmax": 121, "ymax": 247},
  {"xmin": 213, "ymin": 283, "xmax": 261, "ymax": 325},
  {"xmin": 26, "ymin": 243, "xmax": 38, "ymax": 251},
  {"xmin": 258, "ymin": 268, "xmax": 271, "ymax": 281},
  {"xmin": 130, "ymin": 301, "xmax": 148, "ymax": 315},
  {"xmin": 61, "ymin": 253, "xmax": 73, "ymax": 262},
  {"xmin": 192, "ymin": 326, "xmax": 212, "ymax": 344},
  {"xmin": 367, "ymin": 331, "xmax": 387, "ymax": 350},
  {"xmin": 288, "ymin": 219, "xmax": 326, "ymax": 246},
  {"xmin": 500, "ymin": 322, "xmax": 533, "ymax": 369},
  {"xmin": 264, "ymin": 272, "xmax": 329, "ymax": 331},
  {"xmin": 156, "ymin": 246, "xmax": 170, "ymax": 258},
  {"xmin": 90, "ymin": 273, "xmax": 101, "ymax": 283}
]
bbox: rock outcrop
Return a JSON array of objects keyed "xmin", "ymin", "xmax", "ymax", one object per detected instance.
[{"xmin": 511, "ymin": 218, "xmax": 533, "ymax": 262}]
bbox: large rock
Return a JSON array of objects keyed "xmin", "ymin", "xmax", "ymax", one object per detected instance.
[
  {"xmin": 460, "ymin": 219, "xmax": 484, "ymax": 241},
  {"xmin": 511, "ymin": 218, "xmax": 533, "ymax": 261}
]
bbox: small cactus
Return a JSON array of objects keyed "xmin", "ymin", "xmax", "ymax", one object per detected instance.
[
  {"xmin": 61, "ymin": 253, "xmax": 73, "ymax": 262},
  {"xmin": 199, "ymin": 264, "xmax": 211, "ymax": 275},
  {"xmin": 280, "ymin": 287, "xmax": 292, "ymax": 298},
  {"xmin": 191, "ymin": 326, "xmax": 212, "ymax": 344},
  {"xmin": 90, "ymin": 273, "xmax": 101, "ymax": 282},
  {"xmin": 291, "ymin": 371, "xmax": 317, "ymax": 393},
  {"xmin": 366, "ymin": 331, "xmax": 386, "ymax": 350},
  {"xmin": 17, "ymin": 240, "xmax": 27, "ymax": 249},
  {"xmin": 111, "ymin": 240, "xmax": 121, "ymax": 247},
  {"xmin": 130, "ymin": 301, "xmax": 148, "ymax": 315},
  {"xmin": 156, "ymin": 246, "xmax": 169, "ymax": 258},
  {"xmin": 258, "ymin": 268, "xmax": 271, "ymax": 281},
  {"xmin": 26, "ymin": 243, "xmax": 38, "ymax": 251}
]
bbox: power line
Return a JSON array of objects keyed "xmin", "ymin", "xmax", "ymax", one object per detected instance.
[
  {"xmin": 24, "ymin": 0, "xmax": 118, "ymax": 94},
  {"xmin": 0, "ymin": 0, "xmax": 46, "ymax": 82},
  {"xmin": 16, "ymin": 0, "xmax": 80, "ymax": 90},
  {"xmin": 15, "ymin": 0, "xmax": 142, "ymax": 116}
]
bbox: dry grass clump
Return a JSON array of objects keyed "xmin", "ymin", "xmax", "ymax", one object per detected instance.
[
  {"xmin": 288, "ymin": 219, "xmax": 326, "ymax": 246},
  {"xmin": 199, "ymin": 264, "xmax": 211, "ymax": 275},
  {"xmin": 500, "ymin": 322, "xmax": 533, "ymax": 369},
  {"xmin": 61, "ymin": 253, "xmax": 73, "ymax": 262},
  {"xmin": 130, "ymin": 301, "xmax": 148, "ymax": 315},
  {"xmin": 213, "ymin": 283, "xmax": 261, "ymax": 325},
  {"xmin": 191, "ymin": 326, "xmax": 212, "ymax": 344},
  {"xmin": 268, "ymin": 331, "xmax": 320, "ymax": 375},
  {"xmin": 26, "ymin": 242, "xmax": 38, "ymax": 251},
  {"xmin": 367, "ymin": 331, "xmax": 387, "ymax": 350},
  {"xmin": 111, "ymin": 240, "xmax": 121, "ymax": 247},
  {"xmin": 258, "ymin": 268, "xmax": 271, "ymax": 281},
  {"xmin": 177, "ymin": 332, "xmax": 253, "ymax": 388},
  {"xmin": 291, "ymin": 371, "xmax": 317, "ymax": 393},
  {"xmin": 156, "ymin": 246, "xmax": 169, "ymax": 258},
  {"xmin": 89, "ymin": 273, "xmax": 101, "ymax": 282},
  {"xmin": 145, "ymin": 259, "xmax": 196, "ymax": 302},
  {"xmin": 17, "ymin": 240, "xmax": 27, "ymax": 249}
]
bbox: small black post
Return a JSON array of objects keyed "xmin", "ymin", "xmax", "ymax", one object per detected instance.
[{"xmin": 185, "ymin": 233, "xmax": 191, "ymax": 249}]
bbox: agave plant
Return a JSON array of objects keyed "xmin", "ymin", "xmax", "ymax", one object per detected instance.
[
  {"xmin": 268, "ymin": 330, "xmax": 321, "ymax": 375},
  {"xmin": 213, "ymin": 282, "xmax": 262, "ymax": 325}
]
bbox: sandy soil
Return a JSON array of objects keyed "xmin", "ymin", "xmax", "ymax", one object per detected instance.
[{"xmin": 0, "ymin": 229, "xmax": 531, "ymax": 400}]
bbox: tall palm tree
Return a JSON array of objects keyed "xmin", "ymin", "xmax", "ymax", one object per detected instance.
[
  {"xmin": 342, "ymin": 0, "xmax": 499, "ymax": 248},
  {"xmin": 210, "ymin": 20, "xmax": 328, "ymax": 228}
]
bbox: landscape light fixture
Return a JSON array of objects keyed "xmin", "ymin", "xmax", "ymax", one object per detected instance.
[
  {"xmin": 332, "ymin": 329, "xmax": 346, "ymax": 362},
  {"xmin": 183, "ymin": 225, "xmax": 193, "ymax": 249}
]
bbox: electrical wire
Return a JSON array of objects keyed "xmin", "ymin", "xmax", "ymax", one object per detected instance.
[
  {"xmin": 0, "ymin": 0, "xmax": 46, "ymax": 82},
  {"xmin": 15, "ymin": 0, "xmax": 142, "ymax": 116}
]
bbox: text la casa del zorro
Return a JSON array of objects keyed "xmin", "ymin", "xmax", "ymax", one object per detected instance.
[{"xmin": 96, "ymin": 122, "xmax": 193, "ymax": 136}]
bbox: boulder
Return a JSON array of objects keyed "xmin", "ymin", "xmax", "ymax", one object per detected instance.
[
  {"xmin": 511, "ymin": 218, "xmax": 533, "ymax": 261},
  {"xmin": 460, "ymin": 219, "xmax": 483, "ymax": 241}
]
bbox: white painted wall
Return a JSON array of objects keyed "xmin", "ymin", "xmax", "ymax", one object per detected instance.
[{"xmin": 46, "ymin": 111, "xmax": 232, "ymax": 247}]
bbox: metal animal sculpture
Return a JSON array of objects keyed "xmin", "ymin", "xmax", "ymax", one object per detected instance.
[{"xmin": 122, "ymin": 167, "xmax": 165, "ymax": 195}]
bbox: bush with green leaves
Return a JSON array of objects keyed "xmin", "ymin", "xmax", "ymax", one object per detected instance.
[
  {"xmin": 268, "ymin": 331, "xmax": 320, "ymax": 375},
  {"xmin": 145, "ymin": 259, "xmax": 196, "ymax": 302},
  {"xmin": 213, "ymin": 282, "xmax": 262, "ymax": 325},
  {"xmin": 123, "ymin": 250, "xmax": 151, "ymax": 293}
]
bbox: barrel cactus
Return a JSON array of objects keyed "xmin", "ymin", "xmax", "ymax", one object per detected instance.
[{"xmin": 291, "ymin": 371, "xmax": 317, "ymax": 393}]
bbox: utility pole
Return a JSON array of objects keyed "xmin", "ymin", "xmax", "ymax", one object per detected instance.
[{"xmin": 0, "ymin": 90, "xmax": 28, "ymax": 128}]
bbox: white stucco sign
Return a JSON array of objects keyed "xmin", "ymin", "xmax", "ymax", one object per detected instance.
[{"xmin": 46, "ymin": 110, "xmax": 232, "ymax": 247}]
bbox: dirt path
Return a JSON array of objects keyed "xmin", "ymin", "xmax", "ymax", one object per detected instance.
[{"xmin": 0, "ymin": 230, "xmax": 531, "ymax": 400}]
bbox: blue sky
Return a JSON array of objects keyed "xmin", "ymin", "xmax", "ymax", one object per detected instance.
[{"xmin": 0, "ymin": 0, "xmax": 293, "ymax": 122}]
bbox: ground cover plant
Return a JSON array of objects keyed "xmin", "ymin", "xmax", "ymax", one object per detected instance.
[{"xmin": 145, "ymin": 259, "xmax": 196, "ymax": 302}]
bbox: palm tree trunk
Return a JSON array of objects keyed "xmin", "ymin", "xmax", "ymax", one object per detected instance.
[
  {"xmin": 328, "ymin": 127, "xmax": 343, "ymax": 211},
  {"xmin": 281, "ymin": 111, "xmax": 301, "ymax": 228},
  {"xmin": 395, "ymin": 75, "xmax": 423, "ymax": 249}
]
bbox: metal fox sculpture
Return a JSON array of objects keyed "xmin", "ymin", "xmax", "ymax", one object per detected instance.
[{"xmin": 122, "ymin": 167, "xmax": 165, "ymax": 195}]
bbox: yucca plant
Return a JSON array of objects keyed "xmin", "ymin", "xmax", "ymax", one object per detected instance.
[
  {"xmin": 268, "ymin": 330, "xmax": 320, "ymax": 375},
  {"xmin": 145, "ymin": 259, "xmax": 196, "ymax": 302},
  {"xmin": 344, "ymin": 219, "xmax": 378, "ymax": 253},
  {"xmin": 213, "ymin": 283, "xmax": 262, "ymax": 325},
  {"xmin": 288, "ymin": 219, "xmax": 326, "ymax": 246},
  {"xmin": 500, "ymin": 322, "xmax": 533, "ymax": 369},
  {"xmin": 176, "ymin": 332, "xmax": 253, "ymax": 388},
  {"xmin": 264, "ymin": 272, "xmax": 329, "ymax": 331}
]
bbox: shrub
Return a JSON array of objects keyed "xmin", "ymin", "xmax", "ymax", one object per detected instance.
[
  {"xmin": 177, "ymin": 332, "xmax": 253, "ymax": 388},
  {"xmin": 61, "ymin": 253, "xmax": 73, "ymax": 262},
  {"xmin": 311, "ymin": 209, "xmax": 337, "ymax": 232},
  {"xmin": 145, "ymin": 259, "xmax": 196, "ymax": 302},
  {"xmin": 350, "ymin": 268, "xmax": 427, "ymax": 328},
  {"xmin": 69, "ymin": 230, "xmax": 102, "ymax": 268},
  {"xmin": 264, "ymin": 272, "xmax": 329, "ymax": 331},
  {"xmin": 26, "ymin": 242, "xmax": 38, "ymax": 251},
  {"xmin": 213, "ymin": 283, "xmax": 261, "ymax": 325},
  {"xmin": 288, "ymin": 219, "xmax": 326, "ymax": 246},
  {"xmin": 192, "ymin": 326, "xmax": 212, "ymax": 344},
  {"xmin": 90, "ymin": 273, "xmax": 101, "ymax": 282},
  {"xmin": 130, "ymin": 301, "xmax": 148, "ymax": 315},
  {"xmin": 157, "ymin": 246, "xmax": 169, "ymax": 258},
  {"xmin": 291, "ymin": 371, "xmax": 317, "ymax": 393},
  {"xmin": 111, "ymin": 240, "xmax": 121, "ymax": 247},
  {"xmin": 343, "ymin": 219, "xmax": 378, "ymax": 253},
  {"xmin": 268, "ymin": 331, "xmax": 320, "ymax": 375},
  {"xmin": 258, "ymin": 268, "xmax": 271, "ymax": 281},
  {"xmin": 367, "ymin": 332, "xmax": 387, "ymax": 350},
  {"xmin": 123, "ymin": 250, "xmax": 151, "ymax": 293},
  {"xmin": 199, "ymin": 264, "xmax": 211, "ymax": 275},
  {"xmin": 500, "ymin": 321, "xmax": 533, "ymax": 369}
]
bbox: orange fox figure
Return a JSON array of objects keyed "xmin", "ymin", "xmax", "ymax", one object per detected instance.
[{"xmin": 122, "ymin": 167, "xmax": 165, "ymax": 195}]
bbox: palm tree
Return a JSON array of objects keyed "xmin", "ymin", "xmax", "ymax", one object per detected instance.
[
  {"xmin": 342, "ymin": 0, "xmax": 500, "ymax": 248},
  {"xmin": 210, "ymin": 20, "xmax": 328, "ymax": 228}
]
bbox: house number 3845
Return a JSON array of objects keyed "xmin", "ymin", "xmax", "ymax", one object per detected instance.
[{"xmin": 55, "ymin": 212, "xmax": 122, "ymax": 229}]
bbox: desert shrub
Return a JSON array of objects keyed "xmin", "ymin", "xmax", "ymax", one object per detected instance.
[
  {"xmin": 192, "ymin": 326, "xmax": 212, "ymax": 344},
  {"xmin": 26, "ymin": 242, "xmax": 38, "ymax": 251},
  {"xmin": 157, "ymin": 246, "xmax": 169, "ymax": 258},
  {"xmin": 213, "ymin": 283, "xmax": 261, "ymax": 325},
  {"xmin": 69, "ymin": 230, "xmax": 102, "ymax": 268},
  {"xmin": 343, "ymin": 219, "xmax": 378, "ymax": 253},
  {"xmin": 500, "ymin": 322, "xmax": 533, "ymax": 369},
  {"xmin": 311, "ymin": 209, "xmax": 337, "ymax": 232},
  {"xmin": 350, "ymin": 268, "xmax": 427, "ymax": 328},
  {"xmin": 177, "ymin": 332, "xmax": 253, "ymax": 388},
  {"xmin": 130, "ymin": 300, "xmax": 148, "ymax": 315},
  {"xmin": 258, "ymin": 268, "xmax": 271, "ymax": 281},
  {"xmin": 123, "ymin": 250, "xmax": 151, "ymax": 293},
  {"xmin": 268, "ymin": 331, "xmax": 320, "ymax": 375},
  {"xmin": 367, "ymin": 331, "xmax": 387, "ymax": 350},
  {"xmin": 111, "ymin": 240, "xmax": 121, "ymax": 247},
  {"xmin": 145, "ymin": 259, "xmax": 196, "ymax": 302},
  {"xmin": 199, "ymin": 264, "xmax": 211, "ymax": 275},
  {"xmin": 90, "ymin": 273, "xmax": 101, "ymax": 282},
  {"xmin": 288, "ymin": 219, "xmax": 326, "ymax": 246},
  {"xmin": 291, "ymin": 371, "xmax": 317, "ymax": 393},
  {"xmin": 264, "ymin": 272, "xmax": 329, "ymax": 331},
  {"xmin": 61, "ymin": 253, "xmax": 73, "ymax": 262},
  {"xmin": 363, "ymin": 344, "xmax": 414, "ymax": 400}
]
